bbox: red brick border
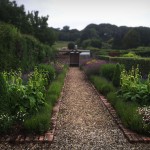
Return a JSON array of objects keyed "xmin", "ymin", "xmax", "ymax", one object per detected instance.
[{"xmin": 90, "ymin": 82, "xmax": 150, "ymax": 143}]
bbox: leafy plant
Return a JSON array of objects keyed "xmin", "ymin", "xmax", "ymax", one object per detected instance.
[
  {"xmin": 81, "ymin": 59, "xmax": 106, "ymax": 77},
  {"xmin": 38, "ymin": 64, "xmax": 56, "ymax": 83},
  {"xmin": 23, "ymin": 105, "xmax": 51, "ymax": 134},
  {"xmin": 90, "ymin": 75, "xmax": 115, "ymax": 95},
  {"xmin": 119, "ymin": 66, "xmax": 150, "ymax": 105},
  {"xmin": 0, "ymin": 113, "xmax": 13, "ymax": 134},
  {"xmin": 100, "ymin": 63, "xmax": 116, "ymax": 81},
  {"xmin": 112, "ymin": 63, "xmax": 123, "ymax": 87},
  {"xmin": 122, "ymin": 52, "xmax": 140, "ymax": 58}
]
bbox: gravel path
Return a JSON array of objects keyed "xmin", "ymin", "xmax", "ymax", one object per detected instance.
[
  {"xmin": 0, "ymin": 68, "xmax": 150, "ymax": 149},
  {"xmin": 50, "ymin": 68, "xmax": 150, "ymax": 150}
]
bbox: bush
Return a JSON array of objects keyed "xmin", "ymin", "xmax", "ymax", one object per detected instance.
[
  {"xmin": 0, "ymin": 113, "xmax": 13, "ymax": 134},
  {"xmin": 0, "ymin": 73, "xmax": 8, "ymax": 113},
  {"xmin": 81, "ymin": 59, "xmax": 106, "ymax": 77},
  {"xmin": 90, "ymin": 39, "xmax": 102, "ymax": 49},
  {"xmin": 23, "ymin": 105, "xmax": 51, "ymax": 134},
  {"xmin": 110, "ymin": 57, "xmax": 150, "ymax": 77},
  {"xmin": 82, "ymin": 39, "xmax": 102, "ymax": 49},
  {"xmin": 107, "ymin": 92, "xmax": 149, "ymax": 135},
  {"xmin": 0, "ymin": 23, "xmax": 56, "ymax": 72},
  {"xmin": 115, "ymin": 100, "xmax": 144, "ymax": 134},
  {"xmin": 112, "ymin": 63, "xmax": 123, "ymax": 87},
  {"xmin": 106, "ymin": 92, "xmax": 118, "ymax": 107},
  {"xmin": 118, "ymin": 66, "xmax": 150, "ymax": 105},
  {"xmin": 23, "ymin": 66, "xmax": 68, "ymax": 134},
  {"xmin": 90, "ymin": 75, "xmax": 115, "ymax": 95},
  {"xmin": 68, "ymin": 42, "xmax": 75, "ymax": 50},
  {"xmin": 100, "ymin": 63, "xmax": 116, "ymax": 81},
  {"xmin": 122, "ymin": 52, "xmax": 140, "ymax": 58},
  {"xmin": 38, "ymin": 64, "xmax": 56, "ymax": 83}
]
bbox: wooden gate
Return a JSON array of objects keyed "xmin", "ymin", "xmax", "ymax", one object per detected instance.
[
  {"xmin": 70, "ymin": 52, "xmax": 79, "ymax": 66},
  {"xmin": 57, "ymin": 50, "xmax": 90, "ymax": 67}
]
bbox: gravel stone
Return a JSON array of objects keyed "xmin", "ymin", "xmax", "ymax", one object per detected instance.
[
  {"xmin": 50, "ymin": 68, "xmax": 150, "ymax": 150},
  {"xmin": 0, "ymin": 68, "xmax": 150, "ymax": 150}
]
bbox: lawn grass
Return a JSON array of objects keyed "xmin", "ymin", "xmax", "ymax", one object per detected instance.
[{"xmin": 53, "ymin": 41, "xmax": 70, "ymax": 49}]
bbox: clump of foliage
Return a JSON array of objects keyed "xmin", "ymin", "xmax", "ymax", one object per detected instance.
[
  {"xmin": 122, "ymin": 52, "xmax": 140, "ymax": 58},
  {"xmin": 112, "ymin": 63, "xmax": 123, "ymax": 87},
  {"xmin": 100, "ymin": 63, "xmax": 116, "ymax": 81},
  {"xmin": 81, "ymin": 39, "xmax": 102, "ymax": 49},
  {"xmin": 0, "ymin": 66, "xmax": 51, "ymax": 134},
  {"xmin": 2, "ymin": 67, "xmax": 48, "ymax": 116},
  {"xmin": 86, "ymin": 62, "xmax": 150, "ymax": 135},
  {"xmin": 24, "ymin": 65, "xmax": 68, "ymax": 134},
  {"xmin": 80, "ymin": 59, "xmax": 106, "ymax": 77},
  {"xmin": 0, "ymin": 0, "xmax": 57, "ymax": 45},
  {"xmin": 118, "ymin": 66, "xmax": 150, "ymax": 105},
  {"xmin": 68, "ymin": 42, "xmax": 75, "ymax": 50},
  {"xmin": 90, "ymin": 75, "xmax": 115, "ymax": 95},
  {"xmin": 0, "ymin": 23, "xmax": 57, "ymax": 72},
  {"xmin": 38, "ymin": 64, "xmax": 56, "ymax": 83}
]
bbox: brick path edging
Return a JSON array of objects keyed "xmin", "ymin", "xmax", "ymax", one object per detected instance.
[{"xmin": 89, "ymin": 82, "xmax": 150, "ymax": 143}]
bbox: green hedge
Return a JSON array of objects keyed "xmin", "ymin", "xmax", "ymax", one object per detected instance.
[
  {"xmin": 98, "ymin": 55, "xmax": 110, "ymax": 61},
  {"xmin": 99, "ymin": 55, "xmax": 150, "ymax": 77},
  {"xmin": 0, "ymin": 23, "xmax": 57, "ymax": 72},
  {"xmin": 110, "ymin": 57, "xmax": 150, "ymax": 77}
]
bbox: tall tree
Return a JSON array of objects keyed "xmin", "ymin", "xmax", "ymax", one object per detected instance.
[{"xmin": 123, "ymin": 29, "xmax": 141, "ymax": 49}]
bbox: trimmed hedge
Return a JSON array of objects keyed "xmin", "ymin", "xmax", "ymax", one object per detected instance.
[
  {"xmin": 0, "ymin": 23, "xmax": 57, "ymax": 72},
  {"xmin": 110, "ymin": 57, "xmax": 150, "ymax": 77},
  {"xmin": 98, "ymin": 55, "xmax": 150, "ymax": 77}
]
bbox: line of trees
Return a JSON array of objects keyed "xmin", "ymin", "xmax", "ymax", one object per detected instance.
[
  {"xmin": 56, "ymin": 23, "xmax": 150, "ymax": 50},
  {"xmin": 0, "ymin": 0, "xmax": 57, "ymax": 46}
]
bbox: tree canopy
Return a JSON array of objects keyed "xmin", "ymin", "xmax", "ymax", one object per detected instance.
[{"xmin": 0, "ymin": 0, "xmax": 57, "ymax": 45}]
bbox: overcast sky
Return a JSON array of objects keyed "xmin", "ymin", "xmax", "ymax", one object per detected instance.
[{"xmin": 14, "ymin": 0, "xmax": 150, "ymax": 30}]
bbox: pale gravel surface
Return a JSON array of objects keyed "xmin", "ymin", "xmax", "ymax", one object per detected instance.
[{"xmin": 0, "ymin": 68, "xmax": 150, "ymax": 150}]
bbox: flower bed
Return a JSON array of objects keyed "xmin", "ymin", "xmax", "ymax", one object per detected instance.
[
  {"xmin": 0, "ymin": 64, "xmax": 68, "ymax": 135},
  {"xmin": 82, "ymin": 61, "xmax": 150, "ymax": 136}
]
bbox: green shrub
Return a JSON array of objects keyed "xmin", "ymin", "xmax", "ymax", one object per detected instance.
[
  {"xmin": 100, "ymin": 63, "xmax": 116, "ymax": 81},
  {"xmin": 107, "ymin": 91, "xmax": 149, "ymax": 135},
  {"xmin": 98, "ymin": 55, "xmax": 110, "ymax": 61},
  {"xmin": 119, "ymin": 66, "xmax": 150, "ymax": 105},
  {"xmin": 106, "ymin": 92, "xmax": 118, "ymax": 107},
  {"xmin": 23, "ymin": 66, "xmax": 68, "ymax": 134},
  {"xmin": 0, "ymin": 23, "xmax": 56, "ymax": 72},
  {"xmin": 122, "ymin": 52, "xmax": 140, "ymax": 58},
  {"xmin": 90, "ymin": 75, "xmax": 115, "ymax": 95},
  {"xmin": 46, "ymin": 94, "xmax": 58, "ymax": 106},
  {"xmin": 110, "ymin": 57, "xmax": 150, "ymax": 77},
  {"xmin": 112, "ymin": 63, "xmax": 123, "ymax": 87},
  {"xmin": 38, "ymin": 64, "xmax": 56, "ymax": 82},
  {"xmin": 0, "ymin": 113, "xmax": 13, "ymax": 134},
  {"xmin": 68, "ymin": 42, "xmax": 75, "ymax": 50},
  {"xmin": 23, "ymin": 105, "xmax": 52, "ymax": 134},
  {"xmin": 115, "ymin": 100, "xmax": 144, "ymax": 134},
  {"xmin": 0, "ymin": 73, "xmax": 8, "ymax": 113},
  {"xmin": 48, "ymin": 82, "xmax": 61, "ymax": 97}
]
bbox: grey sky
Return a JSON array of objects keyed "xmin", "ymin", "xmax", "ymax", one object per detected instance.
[{"xmin": 14, "ymin": 0, "xmax": 150, "ymax": 30}]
